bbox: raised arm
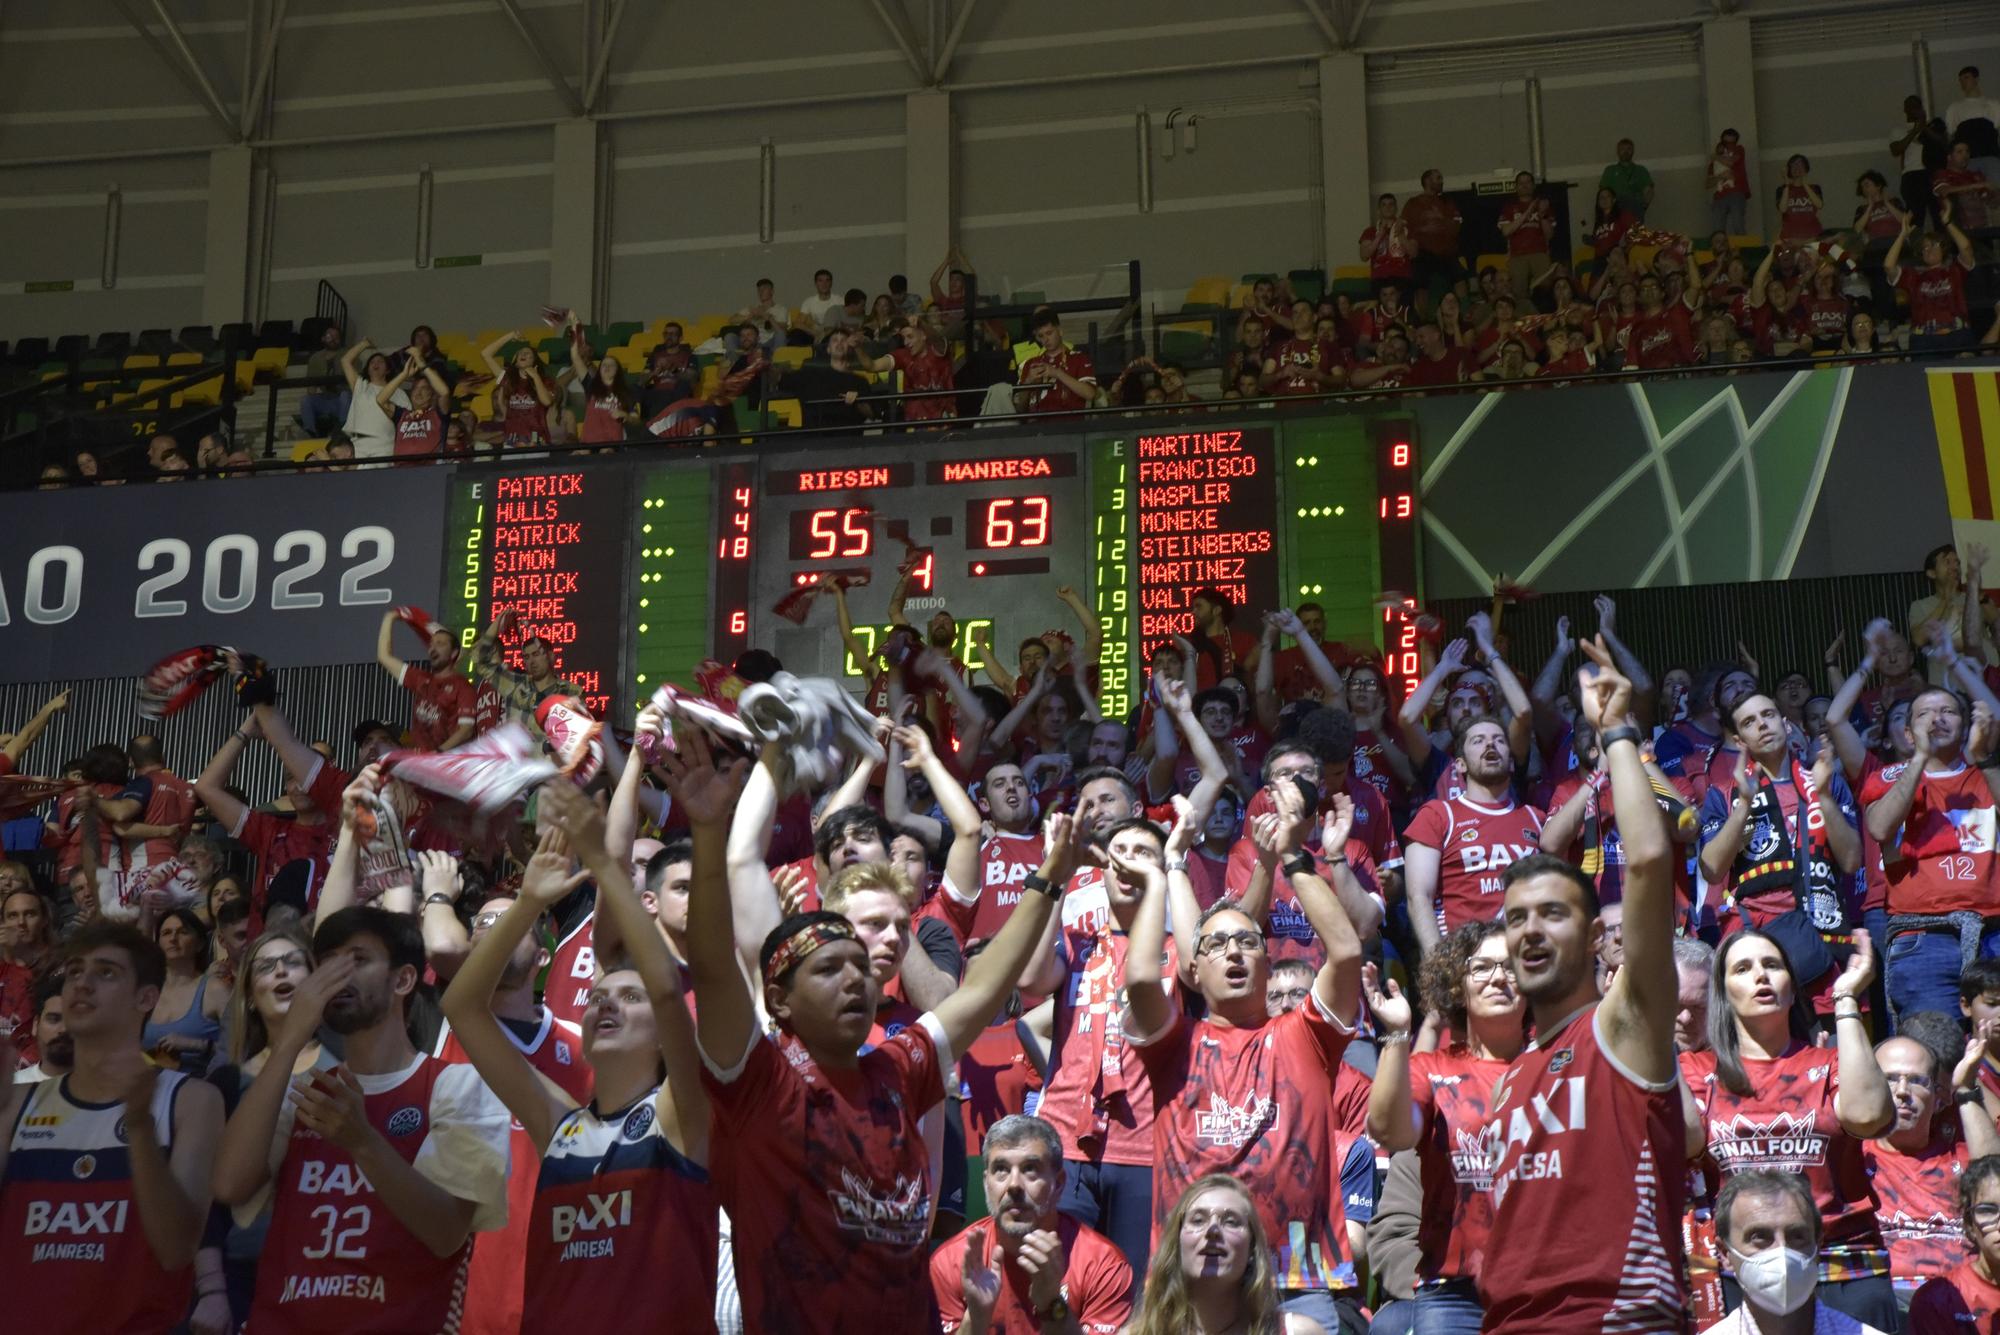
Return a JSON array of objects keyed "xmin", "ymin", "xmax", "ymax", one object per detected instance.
[
  {"xmin": 828, "ymin": 582, "xmax": 878, "ymax": 677},
  {"xmin": 1397, "ymin": 637, "xmax": 1469, "ymax": 772},
  {"xmin": 376, "ymin": 350, "xmax": 419, "ymax": 414},
  {"xmin": 882, "ymin": 715, "xmax": 944, "ymax": 852},
  {"xmin": 1883, "ymin": 217, "xmax": 1912, "ymax": 284},
  {"xmin": 896, "ymin": 723, "xmax": 984, "ymax": 905},
  {"xmin": 340, "ymin": 337, "xmax": 373, "ymax": 390},
  {"xmin": 972, "ymin": 625, "xmax": 1016, "ymax": 695},
  {"xmin": 1810, "ymin": 749, "xmax": 1860, "ymax": 875},
  {"xmin": 722, "ymin": 741, "xmax": 788, "ymax": 978},
  {"xmin": 991, "ymin": 665, "xmax": 1051, "ymax": 753},
  {"xmin": 1118, "ymin": 838, "xmax": 1176, "ymax": 1044},
  {"xmin": 1590, "ymin": 595, "xmax": 1653, "ymax": 696},
  {"xmin": 1829, "ymin": 934, "xmax": 1892, "ymax": 1137},
  {"xmin": 1586, "ymin": 635, "xmax": 1679, "ymax": 1086},
  {"xmin": 1700, "ymin": 750, "xmax": 1756, "ymax": 884},
  {"xmin": 1363, "ymin": 961, "xmax": 1421, "ymax": 1150},
  {"xmin": 930, "ymin": 817, "xmax": 1082, "ymax": 1058},
  {"xmin": 0, "ymin": 689, "xmax": 67, "ymax": 766},
  {"xmin": 251, "ymin": 703, "xmax": 323, "ymax": 792},
  {"xmin": 191, "ymin": 716, "xmax": 256, "ymax": 834},
  {"xmin": 438, "ymin": 832, "xmax": 584, "ymax": 1151},
  {"xmin": 691, "ymin": 732, "xmax": 765, "ymax": 1068},
  {"xmin": 212, "ymin": 953, "xmax": 356, "ymax": 1204},
  {"xmin": 376, "ymin": 610, "xmax": 410, "ymax": 682},
  {"xmin": 1056, "ymin": 585, "xmax": 1102, "ymax": 668},
  {"xmin": 479, "ymin": 332, "xmax": 514, "ymax": 381}
]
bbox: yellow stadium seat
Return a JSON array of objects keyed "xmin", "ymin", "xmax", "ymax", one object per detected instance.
[
  {"xmin": 626, "ymin": 330, "xmax": 663, "ymax": 356},
  {"xmin": 688, "ymin": 314, "xmax": 730, "ymax": 342},
  {"xmin": 765, "ymin": 398, "xmax": 802, "ymax": 429},
  {"xmin": 1184, "ymin": 276, "xmax": 1231, "ymax": 307},
  {"xmin": 290, "ymin": 438, "xmax": 329, "ymax": 462},
  {"xmin": 1228, "ymin": 283, "xmax": 1253, "ymax": 309},
  {"xmin": 251, "ymin": 346, "xmax": 289, "ymax": 378},
  {"xmin": 165, "ymin": 351, "xmax": 202, "ymax": 367},
  {"xmin": 182, "ymin": 375, "xmax": 224, "ymax": 405},
  {"xmin": 134, "ymin": 378, "xmax": 185, "ymax": 409},
  {"xmin": 609, "ymin": 346, "xmax": 646, "ymax": 375},
  {"xmin": 232, "ymin": 362, "xmax": 257, "ymax": 394},
  {"xmin": 771, "ymin": 346, "xmax": 812, "ymax": 370},
  {"xmin": 1330, "ymin": 265, "xmax": 1370, "ymax": 282},
  {"xmin": 122, "ymin": 353, "xmax": 162, "ymax": 371},
  {"xmin": 699, "ymin": 365, "xmax": 720, "ymax": 397}
]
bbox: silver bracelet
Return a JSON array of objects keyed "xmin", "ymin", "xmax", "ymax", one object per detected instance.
[{"xmin": 1379, "ymin": 1030, "xmax": 1412, "ymax": 1045}]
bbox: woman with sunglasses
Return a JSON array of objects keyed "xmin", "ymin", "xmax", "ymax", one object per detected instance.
[
  {"xmin": 1364, "ymin": 921, "xmax": 1527, "ymax": 1334},
  {"xmin": 1685, "ymin": 928, "xmax": 1896, "ymax": 1328}
]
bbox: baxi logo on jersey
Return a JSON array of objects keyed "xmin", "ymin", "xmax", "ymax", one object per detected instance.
[
  {"xmin": 25, "ymin": 1197, "xmax": 129, "ymax": 1262},
  {"xmin": 828, "ymin": 1168, "xmax": 929, "ymax": 1248},
  {"xmin": 1194, "ymin": 1091, "xmax": 1278, "ymax": 1149},
  {"xmin": 385, "ymin": 1106, "xmax": 425, "ymax": 1138},
  {"xmin": 551, "ymin": 1189, "xmax": 633, "ymax": 1258},
  {"xmin": 1486, "ymin": 1075, "xmax": 1588, "ymax": 1205},
  {"xmin": 1708, "ymin": 1110, "xmax": 1828, "ymax": 1172}
]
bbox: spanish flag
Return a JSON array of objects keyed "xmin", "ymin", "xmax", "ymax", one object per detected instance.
[{"xmin": 1929, "ymin": 368, "xmax": 2000, "ymax": 521}]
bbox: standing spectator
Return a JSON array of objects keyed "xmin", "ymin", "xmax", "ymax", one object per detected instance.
[
  {"xmin": 480, "ymin": 334, "xmax": 567, "ymax": 450},
  {"xmin": 1908, "ymin": 1158, "xmax": 2000, "ymax": 1331},
  {"xmin": 1709, "ymin": 127, "xmax": 1753, "ymax": 235},
  {"xmin": 1701, "ymin": 1171, "xmax": 1893, "ymax": 1335},
  {"xmin": 1359, "ymin": 194, "xmax": 1414, "ymax": 294},
  {"xmin": 1908, "ymin": 543, "xmax": 1996, "ymax": 681},
  {"xmin": 1944, "ymin": 66, "xmax": 2000, "ymax": 186},
  {"xmin": 1402, "ymin": 169, "xmax": 1466, "ymax": 305},
  {"xmin": 860, "ymin": 319, "xmax": 957, "ymax": 423},
  {"xmin": 1864, "ymin": 1035, "xmax": 1997, "ymax": 1304},
  {"xmin": 118, "ymin": 733, "xmax": 196, "ymax": 884},
  {"xmin": 1600, "ymin": 138, "xmax": 1655, "ymax": 221},
  {"xmin": 299, "ymin": 323, "xmax": 350, "ymax": 435},
  {"xmin": 1364, "ymin": 922, "xmax": 1526, "ymax": 1332},
  {"xmin": 930, "ymin": 245, "xmax": 974, "ymax": 321},
  {"xmin": 1124, "ymin": 780, "xmax": 1373, "ymax": 1332},
  {"xmin": 212, "ymin": 906, "xmax": 513, "ymax": 1334},
  {"xmin": 1932, "ymin": 141, "xmax": 1995, "ymax": 232},
  {"xmin": 377, "ymin": 349, "xmax": 454, "ymax": 461},
  {"xmin": 1886, "ymin": 206, "xmax": 1978, "ymax": 353},
  {"xmin": 1859, "ymin": 678, "xmax": 2000, "ymax": 1023},
  {"xmin": 1497, "ymin": 171, "xmax": 1555, "ymax": 301},
  {"xmin": 1475, "ymin": 642, "xmax": 1688, "ymax": 1332},
  {"xmin": 1853, "ymin": 171, "xmax": 1907, "ymax": 251},
  {"xmin": 1014, "ymin": 308, "xmax": 1097, "ymax": 416},
  {"xmin": 0, "ymin": 923, "xmax": 226, "ymax": 1330},
  {"xmin": 1402, "ymin": 718, "xmax": 1546, "ymax": 951},
  {"xmin": 337, "ymin": 338, "xmax": 403, "ymax": 459},
  {"xmin": 1685, "ymin": 927, "xmax": 1895, "ymax": 1326},
  {"xmin": 930, "ymin": 1115, "xmax": 1135, "ymax": 1334},
  {"xmin": 1894, "ymin": 96, "xmax": 1951, "ymax": 231},
  {"xmin": 569, "ymin": 335, "xmax": 640, "ymax": 444},
  {"xmin": 796, "ymin": 267, "xmax": 842, "ymax": 337},
  {"xmin": 1776, "ymin": 155, "xmax": 1828, "ymax": 241},
  {"xmin": 1585, "ymin": 187, "xmax": 1636, "ymax": 270},
  {"xmin": 375, "ymin": 608, "xmax": 475, "ymax": 753}
]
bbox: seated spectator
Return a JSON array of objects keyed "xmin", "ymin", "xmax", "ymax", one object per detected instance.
[
  {"xmin": 1777, "ymin": 154, "xmax": 1828, "ymax": 241},
  {"xmin": 1710, "ymin": 127, "xmax": 1752, "ymax": 235},
  {"xmin": 796, "ymin": 267, "xmax": 842, "ymax": 338},
  {"xmin": 859, "ymin": 318, "xmax": 956, "ymax": 423},
  {"xmin": 1013, "ymin": 308, "xmax": 1096, "ymax": 416},
  {"xmin": 1854, "ymin": 171, "xmax": 1908, "ymax": 248},
  {"xmin": 1406, "ymin": 322, "xmax": 1467, "ymax": 386},
  {"xmin": 1224, "ymin": 314, "xmax": 1271, "ymax": 389},
  {"xmin": 1864, "ymin": 1034, "xmax": 1997, "ymax": 1305},
  {"xmin": 863, "ymin": 292, "xmax": 900, "ymax": 339},
  {"xmin": 1353, "ymin": 283, "xmax": 1412, "ymax": 356},
  {"xmin": 1262, "ymin": 304, "xmax": 1348, "ymax": 397},
  {"xmin": 1801, "ymin": 264, "xmax": 1854, "ymax": 352},
  {"xmin": 1601, "ymin": 137, "xmax": 1655, "ymax": 220},
  {"xmin": 733, "ymin": 277, "xmax": 789, "ymax": 344},
  {"xmin": 1471, "ymin": 297, "xmax": 1542, "ymax": 368},
  {"xmin": 1128, "ymin": 1174, "xmax": 1329, "ymax": 1334},
  {"xmin": 1585, "ymin": 188, "xmax": 1637, "ymax": 264},
  {"xmin": 722, "ymin": 323, "xmax": 768, "ymax": 412}
]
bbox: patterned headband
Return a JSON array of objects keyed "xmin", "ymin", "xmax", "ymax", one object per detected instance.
[{"xmin": 764, "ymin": 919, "xmax": 859, "ymax": 985}]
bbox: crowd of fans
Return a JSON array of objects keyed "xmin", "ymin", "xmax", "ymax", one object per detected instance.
[
  {"xmin": 22, "ymin": 77, "xmax": 2000, "ymax": 487},
  {"xmin": 12, "ymin": 537, "xmax": 2000, "ymax": 1333}
]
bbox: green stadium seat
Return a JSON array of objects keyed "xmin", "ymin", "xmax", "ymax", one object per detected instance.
[
  {"xmin": 1158, "ymin": 327, "xmax": 1209, "ymax": 364},
  {"xmin": 1288, "ymin": 269, "xmax": 1326, "ymax": 303}
]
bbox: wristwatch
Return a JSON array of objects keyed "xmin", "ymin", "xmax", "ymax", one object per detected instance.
[
  {"xmin": 1281, "ymin": 851, "xmax": 1316, "ymax": 878},
  {"xmin": 1036, "ymin": 1295, "xmax": 1071, "ymax": 1322},
  {"xmin": 1598, "ymin": 724, "xmax": 1644, "ymax": 750},
  {"xmin": 423, "ymin": 893, "xmax": 455, "ymax": 908},
  {"xmin": 1957, "ymin": 1086, "xmax": 1987, "ymax": 1107},
  {"xmin": 1022, "ymin": 872, "xmax": 1057, "ymax": 901}
]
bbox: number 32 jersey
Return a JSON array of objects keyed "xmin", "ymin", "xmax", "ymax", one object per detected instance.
[{"xmin": 250, "ymin": 1053, "xmax": 511, "ymax": 1334}]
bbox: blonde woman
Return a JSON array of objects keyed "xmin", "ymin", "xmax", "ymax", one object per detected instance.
[{"xmin": 1127, "ymin": 1175, "xmax": 1328, "ymax": 1335}]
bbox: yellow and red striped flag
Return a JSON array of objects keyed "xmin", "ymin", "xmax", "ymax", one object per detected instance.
[{"xmin": 1928, "ymin": 368, "xmax": 2000, "ymax": 521}]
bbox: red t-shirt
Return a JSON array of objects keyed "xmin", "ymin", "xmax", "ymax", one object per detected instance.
[
  {"xmin": 930, "ymin": 1214, "xmax": 1133, "ymax": 1334},
  {"xmin": 1036, "ymin": 923, "xmax": 1174, "ymax": 1167},
  {"xmin": 957, "ymin": 1019, "xmax": 1044, "ymax": 1154},
  {"xmin": 1135, "ymin": 995, "xmax": 1358, "ymax": 1292},
  {"xmin": 702, "ymin": 1022, "xmax": 947, "ymax": 1333},
  {"xmin": 891, "ymin": 345, "xmax": 956, "ymax": 421},
  {"xmin": 438, "ymin": 1011, "xmax": 594, "ymax": 1335},
  {"xmin": 1407, "ymin": 346, "xmax": 1468, "ymax": 387},
  {"xmin": 1910, "ymin": 1257, "xmax": 2000, "ymax": 1332},
  {"xmin": 1711, "ymin": 145, "xmax": 1750, "ymax": 200},
  {"xmin": 1349, "ymin": 726, "xmax": 1408, "ymax": 813},
  {"xmin": 1803, "ymin": 293, "xmax": 1851, "ymax": 345},
  {"xmin": 1858, "ymin": 760, "xmax": 1998, "ymax": 916},
  {"xmin": 1627, "ymin": 302, "xmax": 1695, "ymax": 369},
  {"xmin": 1864, "ymin": 1128, "xmax": 1970, "ymax": 1289},
  {"xmin": 1265, "ymin": 337, "xmax": 1344, "ymax": 395},
  {"xmin": 235, "ymin": 808, "xmax": 335, "ymax": 910},
  {"xmin": 1477, "ymin": 1005, "xmax": 1687, "ymax": 1333},
  {"xmin": 1238, "ymin": 773, "xmax": 1402, "ymax": 875},
  {"xmin": 391, "ymin": 404, "xmax": 446, "ymax": 458},
  {"xmin": 1018, "ymin": 347, "xmax": 1096, "ymax": 415},
  {"xmin": 1589, "ymin": 211, "xmax": 1633, "ymax": 259},
  {"xmin": 400, "ymin": 664, "xmax": 477, "ymax": 752},
  {"xmin": 1898, "ymin": 261, "xmax": 1971, "ymax": 332},
  {"xmin": 581, "ymin": 389, "xmax": 628, "ymax": 444},
  {"xmin": 543, "ymin": 911, "xmax": 596, "ymax": 1030},
  {"xmin": 1499, "ymin": 197, "xmax": 1552, "ymax": 256},
  {"xmin": 1855, "ymin": 197, "xmax": 1903, "ymax": 240},
  {"xmin": 930, "ymin": 829, "xmax": 1044, "ymax": 947},
  {"xmin": 500, "ymin": 383, "xmax": 546, "ymax": 439},
  {"xmin": 1409, "ymin": 1045, "xmax": 1511, "ymax": 1283},
  {"xmin": 1777, "ymin": 182, "xmax": 1824, "ymax": 239},
  {"xmin": 1691, "ymin": 1042, "xmax": 1889, "ymax": 1275},
  {"xmin": 1361, "ymin": 223, "xmax": 1414, "ymax": 281},
  {"xmin": 1405, "ymin": 794, "xmax": 1547, "ymax": 933},
  {"xmin": 1934, "ymin": 167, "xmax": 1992, "ymax": 230},
  {"xmin": 126, "ymin": 768, "xmax": 196, "ymax": 870}
]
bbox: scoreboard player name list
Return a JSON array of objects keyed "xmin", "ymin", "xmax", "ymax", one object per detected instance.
[
  {"xmin": 486, "ymin": 472, "xmax": 603, "ymax": 705},
  {"xmin": 1134, "ymin": 430, "xmax": 1274, "ymax": 636}
]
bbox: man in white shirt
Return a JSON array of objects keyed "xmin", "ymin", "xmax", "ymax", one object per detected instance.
[
  {"xmin": 796, "ymin": 268, "xmax": 842, "ymax": 336},
  {"xmin": 1699, "ymin": 1170, "xmax": 1889, "ymax": 1334},
  {"xmin": 1945, "ymin": 65, "xmax": 2000, "ymax": 185}
]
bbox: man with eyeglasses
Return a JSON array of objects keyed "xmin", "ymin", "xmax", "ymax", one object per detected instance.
[
  {"xmin": 428, "ymin": 852, "xmax": 595, "ymax": 1335},
  {"xmin": 1862, "ymin": 1036, "xmax": 1998, "ymax": 1308},
  {"xmin": 1266, "ymin": 958, "xmax": 1315, "ymax": 1017},
  {"xmin": 1909, "ymin": 1155, "xmax": 2000, "ymax": 1330},
  {"xmin": 1124, "ymin": 779, "xmax": 1375, "ymax": 1333}
]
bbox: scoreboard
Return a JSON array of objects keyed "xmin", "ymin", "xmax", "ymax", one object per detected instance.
[{"xmin": 444, "ymin": 415, "xmax": 1421, "ymax": 719}]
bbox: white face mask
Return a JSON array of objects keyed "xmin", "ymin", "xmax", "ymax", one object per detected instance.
[{"xmin": 1732, "ymin": 1244, "xmax": 1818, "ymax": 1316}]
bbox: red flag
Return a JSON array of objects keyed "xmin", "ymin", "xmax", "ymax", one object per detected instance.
[
  {"xmin": 771, "ymin": 585, "xmax": 823, "ymax": 624},
  {"xmin": 536, "ymin": 696, "xmax": 603, "ymax": 784},
  {"xmin": 137, "ymin": 646, "xmax": 229, "ymax": 720},
  {"xmin": 394, "ymin": 604, "xmax": 446, "ymax": 640},
  {"xmin": 381, "ymin": 723, "xmax": 556, "ymax": 850},
  {"xmin": 0, "ymin": 774, "xmax": 80, "ymax": 820}
]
